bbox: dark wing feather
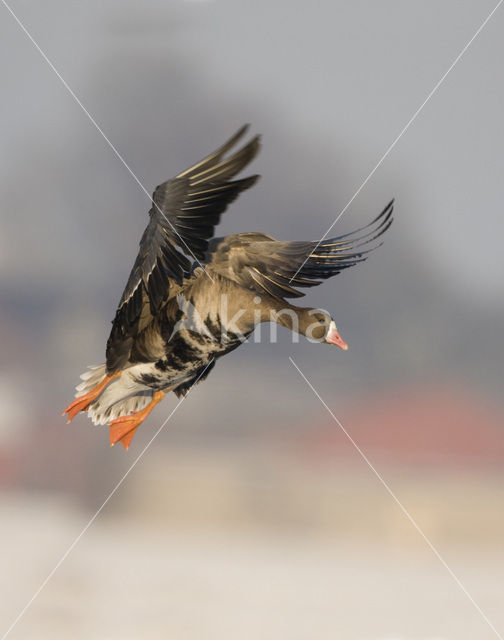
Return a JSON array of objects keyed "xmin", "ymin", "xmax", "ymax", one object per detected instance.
[
  {"xmin": 106, "ymin": 126, "xmax": 260, "ymax": 372},
  {"xmin": 207, "ymin": 200, "xmax": 394, "ymax": 299}
]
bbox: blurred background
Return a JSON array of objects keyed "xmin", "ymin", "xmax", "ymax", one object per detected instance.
[{"xmin": 1, "ymin": 1, "xmax": 504, "ymax": 638}]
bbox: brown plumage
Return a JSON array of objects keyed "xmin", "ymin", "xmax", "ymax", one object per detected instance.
[{"xmin": 63, "ymin": 125, "xmax": 394, "ymax": 449}]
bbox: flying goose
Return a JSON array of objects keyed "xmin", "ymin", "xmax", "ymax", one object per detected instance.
[{"xmin": 63, "ymin": 126, "xmax": 393, "ymax": 449}]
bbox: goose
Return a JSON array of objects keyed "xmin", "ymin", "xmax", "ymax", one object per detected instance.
[{"xmin": 63, "ymin": 125, "xmax": 394, "ymax": 449}]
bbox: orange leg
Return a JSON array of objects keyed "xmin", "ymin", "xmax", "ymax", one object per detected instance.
[
  {"xmin": 62, "ymin": 371, "xmax": 121, "ymax": 423},
  {"xmin": 109, "ymin": 390, "xmax": 166, "ymax": 450}
]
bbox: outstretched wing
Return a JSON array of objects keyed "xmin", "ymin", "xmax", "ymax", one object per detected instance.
[
  {"xmin": 207, "ymin": 199, "xmax": 394, "ymax": 299},
  {"xmin": 106, "ymin": 126, "xmax": 260, "ymax": 372}
]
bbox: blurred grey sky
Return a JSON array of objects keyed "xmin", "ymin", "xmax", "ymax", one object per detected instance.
[{"xmin": 0, "ymin": 0, "xmax": 503, "ymax": 447}]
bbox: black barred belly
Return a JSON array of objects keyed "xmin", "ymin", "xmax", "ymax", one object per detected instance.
[{"xmin": 136, "ymin": 329, "xmax": 248, "ymax": 391}]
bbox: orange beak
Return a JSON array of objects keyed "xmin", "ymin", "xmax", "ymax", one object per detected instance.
[{"xmin": 325, "ymin": 321, "xmax": 348, "ymax": 350}]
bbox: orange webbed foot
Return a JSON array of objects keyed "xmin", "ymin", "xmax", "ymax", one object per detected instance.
[
  {"xmin": 62, "ymin": 371, "xmax": 120, "ymax": 423},
  {"xmin": 109, "ymin": 413, "xmax": 144, "ymax": 450},
  {"xmin": 62, "ymin": 395, "xmax": 93, "ymax": 423},
  {"xmin": 108, "ymin": 390, "xmax": 166, "ymax": 450}
]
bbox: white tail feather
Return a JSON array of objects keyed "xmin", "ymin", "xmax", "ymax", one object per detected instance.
[
  {"xmin": 87, "ymin": 374, "xmax": 154, "ymax": 426},
  {"xmin": 75, "ymin": 364, "xmax": 107, "ymax": 397},
  {"xmin": 75, "ymin": 364, "xmax": 154, "ymax": 426}
]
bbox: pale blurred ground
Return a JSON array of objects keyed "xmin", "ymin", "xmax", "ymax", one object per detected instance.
[
  {"xmin": 2, "ymin": 455, "xmax": 504, "ymax": 640},
  {"xmin": 1, "ymin": 1, "xmax": 504, "ymax": 638}
]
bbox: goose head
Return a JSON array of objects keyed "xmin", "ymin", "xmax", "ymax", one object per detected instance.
[{"xmin": 303, "ymin": 309, "xmax": 348, "ymax": 350}]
